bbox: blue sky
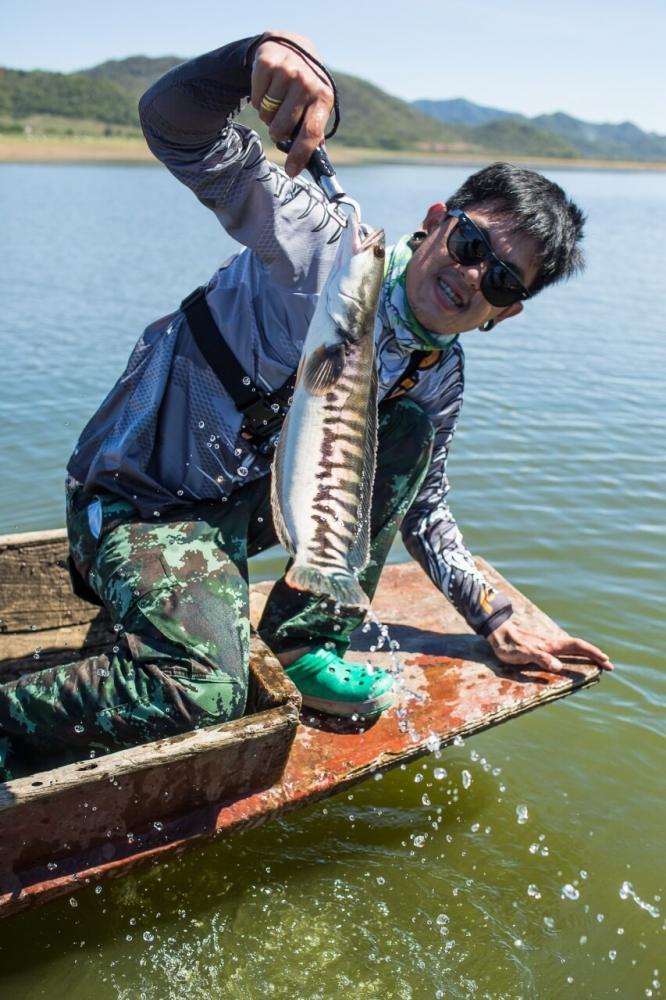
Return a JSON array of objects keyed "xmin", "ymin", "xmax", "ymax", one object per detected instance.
[{"xmin": 2, "ymin": 0, "xmax": 665, "ymax": 133}]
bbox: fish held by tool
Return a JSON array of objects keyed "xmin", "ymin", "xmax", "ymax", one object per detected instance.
[{"xmin": 271, "ymin": 217, "xmax": 385, "ymax": 610}]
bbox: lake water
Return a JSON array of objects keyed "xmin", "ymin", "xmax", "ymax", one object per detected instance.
[{"xmin": 0, "ymin": 161, "xmax": 664, "ymax": 999}]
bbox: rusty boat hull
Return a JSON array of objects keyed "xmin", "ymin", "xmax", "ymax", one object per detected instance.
[{"xmin": 0, "ymin": 530, "xmax": 599, "ymax": 918}]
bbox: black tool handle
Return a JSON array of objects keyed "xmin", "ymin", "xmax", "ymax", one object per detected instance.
[{"xmin": 277, "ymin": 140, "xmax": 345, "ymax": 203}]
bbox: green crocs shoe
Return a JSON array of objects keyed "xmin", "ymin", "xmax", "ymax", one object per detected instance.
[{"xmin": 285, "ymin": 646, "xmax": 395, "ymax": 718}]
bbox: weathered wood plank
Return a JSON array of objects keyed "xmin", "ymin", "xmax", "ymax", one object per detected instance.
[{"xmin": 0, "ymin": 529, "xmax": 96, "ymax": 633}]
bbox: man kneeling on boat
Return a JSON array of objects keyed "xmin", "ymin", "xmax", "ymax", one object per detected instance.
[{"xmin": 0, "ymin": 32, "xmax": 613, "ymax": 772}]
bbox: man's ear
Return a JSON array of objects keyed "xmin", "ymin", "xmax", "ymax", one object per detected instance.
[
  {"xmin": 423, "ymin": 202, "xmax": 448, "ymax": 233},
  {"xmin": 494, "ymin": 301, "xmax": 524, "ymax": 326}
]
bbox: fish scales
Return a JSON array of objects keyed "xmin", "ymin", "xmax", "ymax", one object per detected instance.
[{"xmin": 271, "ymin": 216, "xmax": 385, "ymax": 610}]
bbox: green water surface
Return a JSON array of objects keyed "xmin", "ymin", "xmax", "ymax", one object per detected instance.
[{"xmin": 0, "ymin": 163, "xmax": 663, "ymax": 999}]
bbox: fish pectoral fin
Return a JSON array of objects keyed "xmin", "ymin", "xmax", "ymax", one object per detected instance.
[{"xmin": 302, "ymin": 344, "xmax": 345, "ymax": 396}]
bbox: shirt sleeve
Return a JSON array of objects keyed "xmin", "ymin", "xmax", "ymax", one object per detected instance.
[
  {"xmin": 400, "ymin": 344, "xmax": 514, "ymax": 636},
  {"xmin": 138, "ymin": 36, "xmax": 345, "ymax": 290}
]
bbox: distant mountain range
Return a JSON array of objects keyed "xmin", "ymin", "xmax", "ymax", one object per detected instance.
[
  {"xmin": 1, "ymin": 57, "xmax": 664, "ymax": 163},
  {"xmin": 413, "ymin": 98, "xmax": 666, "ymax": 162}
]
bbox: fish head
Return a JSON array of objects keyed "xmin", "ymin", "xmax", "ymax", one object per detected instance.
[{"xmin": 326, "ymin": 215, "xmax": 385, "ymax": 341}]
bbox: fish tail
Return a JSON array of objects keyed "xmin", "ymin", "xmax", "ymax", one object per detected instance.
[{"xmin": 286, "ymin": 563, "xmax": 370, "ymax": 611}]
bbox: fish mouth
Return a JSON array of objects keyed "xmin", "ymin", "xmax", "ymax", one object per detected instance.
[{"xmin": 357, "ymin": 226, "xmax": 385, "ymax": 256}]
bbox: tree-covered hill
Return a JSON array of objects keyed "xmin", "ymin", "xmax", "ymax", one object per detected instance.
[
  {"xmin": 0, "ymin": 67, "xmax": 136, "ymax": 125},
  {"xmin": 81, "ymin": 56, "xmax": 183, "ymax": 103},
  {"xmin": 465, "ymin": 119, "xmax": 578, "ymax": 158},
  {"xmin": 413, "ymin": 97, "xmax": 666, "ymax": 162},
  {"xmin": 0, "ymin": 58, "xmax": 469, "ymax": 152},
  {"xmin": 2, "ymin": 56, "xmax": 664, "ymax": 162}
]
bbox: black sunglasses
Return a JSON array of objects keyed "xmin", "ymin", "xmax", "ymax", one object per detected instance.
[{"xmin": 446, "ymin": 208, "xmax": 531, "ymax": 308}]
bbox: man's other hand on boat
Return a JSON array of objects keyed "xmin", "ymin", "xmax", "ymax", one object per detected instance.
[{"xmin": 487, "ymin": 621, "xmax": 614, "ymax": 673}]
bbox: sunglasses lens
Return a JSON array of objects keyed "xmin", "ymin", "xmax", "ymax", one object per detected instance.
[
  {"xmin": 448, "ymin": 224, "xmax": 487, "ymax": 267},
  {"xmin": 482, "ymin": 265, "xmax": 524, "ymax": 307}
]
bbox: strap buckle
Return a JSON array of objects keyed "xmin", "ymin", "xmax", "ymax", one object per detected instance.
[{"xmin": 240, "ymin": 396, "xmax": 287, "ymax": 437}]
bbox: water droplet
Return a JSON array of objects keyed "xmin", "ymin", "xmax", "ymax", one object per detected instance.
[
  {"xmin": 462, "ymin": 770, "xmax": 472, "ymax": 789},
  {"xmin": 413, "ymin": 835, "xmax": 425, "ymax": 848},
  {"xmin": 376, "ymin": 876, "xmax": 385, "ymax": 885},
  {"xmin": 95, "ymin": 885, "xmax": 103, "ymax": 895},
  {"xmin": 433, "ymin": 767, "xmax": 446, "ymax": 780},
  {"xmin": 153, "ymin": 821, "xmax": 164, "ymax": 832},
  {"xmin": 516, "ymin": 804, "xmax": 529, "ymax": 824},
  {"xmin": 436, "ymin": 913, "xmax": 449, "ymax": 925},
  {"xmin": 47, "ymin": 861, "xmax": 58, "ymax": 872},
  {"xmin": 198, "ymin": 420, "xmax": 205, "ymax": 428},
  {"xmin": 544, "ymin": 916, "xmax": 555, "ymax": 929},
  {"xmin": 609, "ymin": 950, "xmax": 617, "ymax": 961},
  {"xmin": 113, "ymin": 623, "xmax": 122, "ymax": 633},
  {"xmin": 270, "ymin": 402, "xmax": 280, "ymax": 413},
  {"xmin": 414, "ymin": 772, "xmax": 424, "ymax": 783},
  {"xmin": 143, "ymin": 930, "xmax": 155, "ymax": 942},
  {"xmin": 561, "ymin": 884, "xmax": 580, "ymax": 901},
  {"xmin": 242, "ymin": 376, "xmax": 251, "ymax": 386},
  {"xmin": 69, "ymin": 897, "xmax": 78, "ymax": 907},
  {"xmin": 74, "ymin": 724, "xmax": 85, "ymax": 734},
  {"xmin": 237, "ymin": 466, "xmax": 248, "ymax": 477},
  {"xmin": 527, "ymin": 884, "xmax": 542, "ymax": 899},
  {"xmin": 373, "ymin": 772, "xmax": 383, "ymax": 781},
  {"xmin": 425, "ymin": 733, "xmax": 440, "ymax": 753},
  {"xmin": 421, "ymin": 794, "xmax": 431, "ymax": 806},
  {"xmin": 453, "ymin": 735, "xmax": 464, "ymax": 747}
]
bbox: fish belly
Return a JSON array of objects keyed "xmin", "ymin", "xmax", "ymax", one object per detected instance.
[{"xmin": 272, "ymin": 341, "xmax": 376, "ymax": 609}]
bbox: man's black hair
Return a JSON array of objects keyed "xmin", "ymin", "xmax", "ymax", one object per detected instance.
[{"xmin": 447, "ymin": 162, "xmax": 586, "ymax": 295}]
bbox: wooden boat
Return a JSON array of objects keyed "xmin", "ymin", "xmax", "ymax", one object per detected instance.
[{"xmin": 0, "ymin": 529, "xmax": 600, "ymax": 918}]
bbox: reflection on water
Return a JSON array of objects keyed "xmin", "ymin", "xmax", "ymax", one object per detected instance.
[{"xmin": 0, "ymin": 163, "xmax": 664, "ymax": 998}]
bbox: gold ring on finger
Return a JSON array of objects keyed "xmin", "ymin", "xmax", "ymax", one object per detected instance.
[{"xmin": 260, "ymin": 93, "xmax": 283, "ymax": 113}]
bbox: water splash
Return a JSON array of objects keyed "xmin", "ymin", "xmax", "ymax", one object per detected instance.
[{"xmin": 619, "ymin": 880, "xmax": 660, "ymax": 918}]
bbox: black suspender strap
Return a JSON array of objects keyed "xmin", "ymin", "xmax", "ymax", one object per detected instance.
[
  {"xmin": 180, "ymin": 285, "xmax": 441, "ymax": 452},
  {"xmin": 180, "ymin": 285, "xmax": 296, "ymax": 455},
  {"xmin": 384, "ymin": 349, "xmax": 442, "ymax": 401},
  {"xmin": 181, "ymin": 285, "xmax": 257, "ymax": 408}
]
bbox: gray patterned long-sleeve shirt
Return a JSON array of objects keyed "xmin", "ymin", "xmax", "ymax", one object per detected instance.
[{"xmin": 67, "ymin": 36, "xmax": 513, "ymax": 636}]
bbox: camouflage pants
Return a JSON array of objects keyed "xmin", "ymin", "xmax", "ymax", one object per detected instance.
[{"xmin": 0, "ymin": 399, "xmax": 433, "ymax": 772}]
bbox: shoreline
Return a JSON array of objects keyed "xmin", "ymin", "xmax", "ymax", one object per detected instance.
[{"xmin": 1, "ymin": 135, "xmax": 665, "ymax": 172}]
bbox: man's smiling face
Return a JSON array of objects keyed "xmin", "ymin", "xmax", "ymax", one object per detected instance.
[{"xmin": 405, "ymin": 202, "xmax": 542, "ymax": 336}]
